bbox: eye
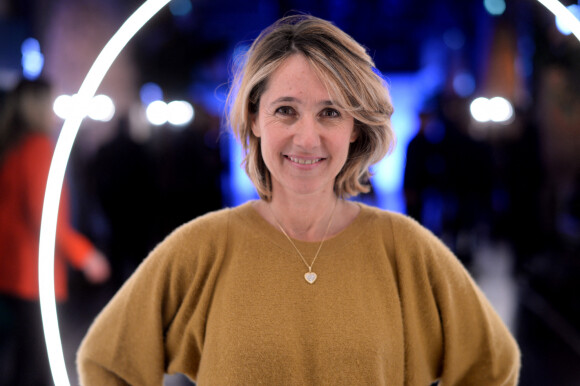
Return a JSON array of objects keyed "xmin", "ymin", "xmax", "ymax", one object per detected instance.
[
  {"xmin": 320, "ymin": 108, "xmax": 341, "ymax": 118},
  {"xmin": 275, "ymin": 106, "xmax": 296, "ymax": 116}
]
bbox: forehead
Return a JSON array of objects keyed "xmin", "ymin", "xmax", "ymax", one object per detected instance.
[{"xmin": 261, "ymin": 54, "xmax": 335, "ymax": 101}]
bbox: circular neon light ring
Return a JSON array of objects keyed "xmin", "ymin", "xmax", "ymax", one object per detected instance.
[
  {"xmin": 39, "ymin": 1, "xmax": 170, "ymax": 385},
  {"xmin": 38, "ymin": 1, "xmax": 580, "ymax": 385}
]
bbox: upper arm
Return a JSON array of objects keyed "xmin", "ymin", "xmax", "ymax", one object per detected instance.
[
  {"xmin": 388, "ymin": 213, "xmax": 520, "ymax": 385},
  {"xmin": 77, "ymin": 212, "xmax": 228, "ymax": 385},
  {"xmin": 77, "ymin": 227, "xmax": 197, "ymax": 385}
]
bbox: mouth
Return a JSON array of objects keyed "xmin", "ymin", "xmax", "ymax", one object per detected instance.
[{"xmin": 286, "ymin": 155, "xmax": 325, "ymax": 165}]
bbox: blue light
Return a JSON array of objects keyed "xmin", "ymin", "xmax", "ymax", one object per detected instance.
[
  {"xmin": 21, "ymin": 37, "xmax": 44, "ymax": 80},
  {"xmin": 228, "ymin": 136, "xmax": 259, "ymax": 206},
  {"xmin": 443, "ymin": 28, "xmax": 466, "ymax": 50},
  {"xmin": 453, "ymin": 72, "xmax": 476, "ymax": 97},
  {"xmin": 22, "ymin": 51, "xmax": 44, "ymax": 80},
  {"xmin": 169, "ymin": 0, "xmax": 192, "ymax": 16},
  {"xmin": 484, "ymin": 0, "xmax": 507, "ymax": 15},
  {"xmin": 21, "ymin": 37, "xmax": 40, "ymax": 54},
  {"xmin": 139, "ymin": 82, "xmax": 163, "ymax": 105},
  {"xmin": 372, "ymin": 73, "xmax": 425, "ymax": 213}
]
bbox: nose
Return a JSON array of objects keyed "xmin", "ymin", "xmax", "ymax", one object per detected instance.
[{"xmin": 293, "ymin": 117, "xmax": 321, "ymax": 149}]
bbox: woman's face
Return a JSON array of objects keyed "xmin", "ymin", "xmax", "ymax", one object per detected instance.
[{"xmin": 252, "ymin": 54, "xmax": 358, "ymax": 199}]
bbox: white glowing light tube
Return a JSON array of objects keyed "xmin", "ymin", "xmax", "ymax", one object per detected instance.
[
  {"xmin": 38, "ymin": 1, "xmax": 171, "ymax": 385},
  {"xmin": 536, "ymin": 0, "xmax": 580, "ymax": 42}
]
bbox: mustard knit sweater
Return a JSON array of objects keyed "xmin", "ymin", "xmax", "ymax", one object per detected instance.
[{"xmin": 77, "ymin": 202, "xmax": 520, "ymax": 385}]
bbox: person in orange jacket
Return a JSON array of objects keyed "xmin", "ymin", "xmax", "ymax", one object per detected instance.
[{"xmin": 0, "ymin": 78, "xmax": 110, "ymax": 385}]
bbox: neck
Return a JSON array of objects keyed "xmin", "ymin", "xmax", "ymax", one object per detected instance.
[{"xmin": 268, "ymin": 191, "xmax": 339, "ymax": 242}]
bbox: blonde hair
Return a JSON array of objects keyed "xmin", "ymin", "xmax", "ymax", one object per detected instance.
[{"xmin": 227, "ymin": 14, "xmax": 395, "ymax": 200}]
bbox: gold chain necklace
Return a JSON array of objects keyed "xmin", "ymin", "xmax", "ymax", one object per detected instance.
[{"xmin": 268, "ymin": 199, "xmax": 338, "ymax": 284}]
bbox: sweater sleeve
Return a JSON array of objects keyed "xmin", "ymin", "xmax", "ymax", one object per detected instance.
[
  {"xmin": 390, "ymin": 214, "xmax": 521, "ymax": 385},
  {"xmin": 76, "ymin": 210, "xmax": 226, "ymax": 385},
  {"xmin": 77, "ymin": 231, "xmax": 186, "ymax": 385}
]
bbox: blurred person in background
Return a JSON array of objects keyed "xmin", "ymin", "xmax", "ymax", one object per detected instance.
[
  {"xmin": 0, "ymin": 78, "xmax": 110, "ymax": 385},
  {"xmin": 78, "ymin": 15, "xmax": 519, "ymax": 385},
  {"xmin": 404, "ymin": 94, "xmax": 494, "ymax": 268},
  {"xmin": 91, "ymin": 115, "xmax": 156, "ymax": 289}
]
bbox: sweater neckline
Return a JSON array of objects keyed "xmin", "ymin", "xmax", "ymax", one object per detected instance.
[{"xmin": 235, "ymin": 200, "xmax": 373, "ymax": 256}]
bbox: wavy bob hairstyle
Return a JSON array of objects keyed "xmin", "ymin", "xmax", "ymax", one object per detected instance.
[{"xmin": 227, "ymin": 14, "xmax": 395, "ymax": 200}]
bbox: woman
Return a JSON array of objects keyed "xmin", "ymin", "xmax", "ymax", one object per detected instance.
[
  {"xmin": 78, "ymin": 15, "xmax": 520, "ymax": 385},
  {"xmin": 0, "ymin": 79, "xmax": 110, "ymax": 385}
]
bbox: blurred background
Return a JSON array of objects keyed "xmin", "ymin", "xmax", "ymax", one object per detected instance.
[{"xmin": 0, "ymin": 0, "xmax": 579, "ymax": 384}]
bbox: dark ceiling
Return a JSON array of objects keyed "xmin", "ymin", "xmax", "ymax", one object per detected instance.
[
  {"xmin": 2, "ymin": 0, "xmax": 570, "ymax": 101},
  {"xmin": 103, "ymin": 0, "xmax": 506, "ymax": 101}
]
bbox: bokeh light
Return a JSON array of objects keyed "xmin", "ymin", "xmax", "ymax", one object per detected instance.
[
  {"xmin": 167, "ymin": 100, "xmax": 194, "ymax": 126},
  {"xmin": 21, "ymin": 37, "xmax": 44, "ymax": 79},
  {"xmin": 443, "ymin": 28, "xmax": 466, "ymax": 50},
  {"xmin": 53, "ymin": 94, "xmax": 115, "ymax": 122},
  {"xmin": 489, "ymin": 96, "xmax": 514, "ymax": 122},
  {"xmin": 453, "ymin": 72, "xmax": 476, "ymax": 97},
  {"xmin": 53, "ymin": 94, "xmax": 74, "ymax": 120},
  {"xmin": 145, "ymin": 99, "xmax": 195, "ymax": 127},
  {"xmin": 146, "ymin": 100, "xmax": 168, "ymax": 125},
  {"xmin": 88, "ymin": 94, "xmax": 116, "ymax": 122},
  {"xmin": 140, "ymin": 82, "xmax": 164, "ymax": 105},
  {"xmin": 170, "ymin": 0, "xmax": 192, "ymax": 16},
  {"xmin": 470, "ymin": 96, "xmax": 514, "ymax": 123},
  {"xmin": 484, "ymin": 0, "xmax": 507, "ymax": 16},
  {"xmin": 470, "ymin": 97, "xmax": 491, "ymax": 122}
]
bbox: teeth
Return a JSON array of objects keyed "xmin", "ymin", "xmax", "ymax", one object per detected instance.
[{"xmin": 289, "ymin": 156, "xmax": 321, "ymax": 165}]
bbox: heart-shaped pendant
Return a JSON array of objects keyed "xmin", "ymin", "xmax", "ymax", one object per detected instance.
[{"xmin": 304, "ymin": 272, "xmax": 317, "ymax": 284}]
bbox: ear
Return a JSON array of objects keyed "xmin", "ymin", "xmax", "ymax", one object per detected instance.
[
  {"xmin": 350, "ymin": 125, "xmax": 359, "ymax": 143},
  {"xmin": 251, "ymin": 114, "xmax": 261, "ymax": 138}
]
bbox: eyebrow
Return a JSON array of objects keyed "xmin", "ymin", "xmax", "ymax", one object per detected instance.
[{"xmin": 269, "ymin": 97, "xmax": 336, "ymax": 107}]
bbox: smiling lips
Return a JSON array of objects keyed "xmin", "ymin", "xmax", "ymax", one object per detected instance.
[{"xmin": 286, "ymin": 155, "xmax": 324, "ymax": 165}]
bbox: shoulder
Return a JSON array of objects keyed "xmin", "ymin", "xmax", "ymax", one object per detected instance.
[
  {"xmin": 357, "ymin": 203, "xmax": 454, "ymax": 263},
  {"xmin": 358, "ymin": 203, "xmax": 433, "ymax": 240},
  {"xmin": 162, "ymin": 206, "xmax": 235, "ymax": 247},
  {"xmin": 151, "ymin": 203, "xmax": 253, "ymax": 259},
  {"xmin": 133, "ymin": 206, "xmax": 240, "ymax": 285},
  {"xmin": 174, "ymin": 202, "xmax": 255, "ymax": 235}
]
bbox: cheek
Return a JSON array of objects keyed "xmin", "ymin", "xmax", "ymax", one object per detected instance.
[
  {"xmin": 257, "ymin": 131, "xmax": 278, "ymax": 162},
  {"xmin": 258, "ymin": 119, "xmax": 286, "ymax": 147}
]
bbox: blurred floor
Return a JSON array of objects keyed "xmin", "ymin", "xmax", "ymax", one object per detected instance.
[
  {"xmin": 473, "ymin": 241, "xmax": 580, "ymax": 386},
  {"xmin": 44, "ymin": 242, "xmax": 580, "ymax": 385}
]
